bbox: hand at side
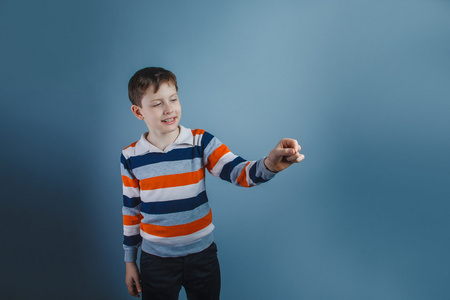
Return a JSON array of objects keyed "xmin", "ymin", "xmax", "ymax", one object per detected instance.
[{"xmin": 125, "ymin": 262, "xmax": 142, "ymax": 297}]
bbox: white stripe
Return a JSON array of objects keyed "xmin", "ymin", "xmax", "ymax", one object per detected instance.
[
  {"xmin": 192, "ymin": 132, "xmax": 203, "ymax": 146},
  {"xmin": 210, "ymin": 152, "xmax": 238, "ymax": 177},
  {"xmin": 123, "ymin": 185, "xmax": 140, "ymax": 198},
  {"xmin": 244, "ymin": 161, "xmax": 257, "ymax": 186},
  {"xmin": 140, "ymin": 224, "xmax": 215, "ymax": 246},
  {"xmin": 140, "ymin": 180, "xmax": 205, "ymax": 203},
  {"xmin": 124, "ymin": 224, "xmax": 140, "ymax": 236}
]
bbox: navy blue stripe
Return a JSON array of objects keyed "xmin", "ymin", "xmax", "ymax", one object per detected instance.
[
  {"xmin": 201, "ymin": 131, "xmax": 214, "ymax": 151},
  {"xmin": 123, "ymin": 196, "xmax": 141, "ymax": 208},
  {"xmin": 123, "ymin": 234, "xmax": 142, "ymax": 246},
  {"xmin": 121, "ymin": 153, "xmax": 130, "ymax": 169},
  {"xmin": 141, "ymin": 191, "xmax": 208, "ymax": 214},
  {"xmin": 249, "ymin": 163, "xmax": 269, "ymax": 184},
  {"xmin": 127, "ymin": 146, "xmax": 203, "ymax": 169},
  {"xmin": 220, "ymin": 156, "xmax": 246, "ymax": 182}
]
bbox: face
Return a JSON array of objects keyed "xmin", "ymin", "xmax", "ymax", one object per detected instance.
[{"xmin": 131, "ymin": 82, "xmax": 182, "ymax": 139}]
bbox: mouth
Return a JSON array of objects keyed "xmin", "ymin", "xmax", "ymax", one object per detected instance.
[{"xmin": 162, "ymin": 117, "xmax": 177, "ymax": 124}]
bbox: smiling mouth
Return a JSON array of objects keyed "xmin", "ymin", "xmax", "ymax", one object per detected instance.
[{"xmin": 162, "ymin": 117, "xmax": 176, "ymax": 123}]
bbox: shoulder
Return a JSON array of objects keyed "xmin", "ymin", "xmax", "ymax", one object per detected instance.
[
  {"xmin": 190, "ymin": 128, "xmax": 215, "ymax": 146},
  {"xmin": 123, "ymin": 141, "xmax": 138, "ymax": 151},
  {"xmin": 190, "ymin": 128, "xmax": 212, "ymax": 139},
  {"xmin": 121, "ymin": 140, "xmax": 139, "ymax": 158},
  {"xmin": 121, "ymin": 132, "xmax": 149, "ymax": 158}
]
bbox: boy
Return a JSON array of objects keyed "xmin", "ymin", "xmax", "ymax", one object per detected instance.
[{"xmin": 121, "ymin": 67, "xmax": 305, "ymax": 299}]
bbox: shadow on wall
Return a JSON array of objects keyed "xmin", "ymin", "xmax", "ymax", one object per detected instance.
[{"xmin": 0, "ymin": 90, "xmax": 119, "ymax": 299}]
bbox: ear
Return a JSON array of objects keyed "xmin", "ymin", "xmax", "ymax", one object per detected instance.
[{"xmin": 131, "ymin": 105, "xmax": 144, "ymax": 120}]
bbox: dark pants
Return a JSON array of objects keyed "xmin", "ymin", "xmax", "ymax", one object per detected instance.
[{"xmin": 140, "ymin": 243, "xmax": 221, "ymax": 300}]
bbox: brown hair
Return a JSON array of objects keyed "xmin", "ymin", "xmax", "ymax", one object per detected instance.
[{"xmin": 128, "ymin": 67, "xmax": 178, "ymax": 106}]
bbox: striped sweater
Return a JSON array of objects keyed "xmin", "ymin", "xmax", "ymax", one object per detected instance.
[{"xmin": 121, "ymin": 125, "xmax": 276, "ymax": 261}]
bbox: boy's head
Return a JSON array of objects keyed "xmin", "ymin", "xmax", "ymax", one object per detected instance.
[
  {"xmin": 128, "ymin": 67, "xmax": 178, "ymax": 107},
  {"xmin": 128, "ymin": 67, "xmax": 182, "ymax": 143}
]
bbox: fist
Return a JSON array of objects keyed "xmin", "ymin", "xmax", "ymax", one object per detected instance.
[{"xmin": 264, "ymin": 138, "xmax": 305, "ymax": 173}]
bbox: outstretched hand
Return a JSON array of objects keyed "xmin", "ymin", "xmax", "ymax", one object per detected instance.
[{"xmin": 264, "ymin": 138, "xmax": 305, "ymax": 173}]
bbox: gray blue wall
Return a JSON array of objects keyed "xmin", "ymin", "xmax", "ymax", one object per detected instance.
[{"xmin": 1, "ymin": 0, "xmax": 449, "ymax": 299}]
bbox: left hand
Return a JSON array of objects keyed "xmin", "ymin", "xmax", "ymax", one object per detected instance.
[{"xmin": 264, "ymin": 138, "xmax": 305, "ymax": 173}]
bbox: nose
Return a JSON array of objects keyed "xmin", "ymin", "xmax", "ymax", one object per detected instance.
[{"xmin": 163, "ymin": 102, "xmax": 174, "ymax": 114}]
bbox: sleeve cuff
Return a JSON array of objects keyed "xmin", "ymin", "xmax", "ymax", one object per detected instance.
[
  {"xmin": 257, "ymin": 157, "xmax": 277, "ymax": 179},
  {"xmin": 124, "ymin": 247, "xmax": 139, "ymax": 263}
]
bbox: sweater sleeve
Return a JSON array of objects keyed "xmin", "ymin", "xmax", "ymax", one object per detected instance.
[
  {"xmin": 201, "ymin": 131, "xmax": 276, "ymax": 187},
  {"xmin": 121, "ymin": 152, "xmax": 143, "ymax": 262}
]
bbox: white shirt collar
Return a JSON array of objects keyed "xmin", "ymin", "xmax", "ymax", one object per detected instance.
[{"xmin": 134, "ymin": 125, "xmax": 193, "ymax": 155}]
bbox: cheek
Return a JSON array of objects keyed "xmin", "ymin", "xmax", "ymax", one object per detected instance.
[{"xmin": 150, "ymin": 107, "xmax": 162, "ymax": 114}]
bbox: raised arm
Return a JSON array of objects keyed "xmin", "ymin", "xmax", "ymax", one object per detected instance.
[{"xmin": 200, "ymin": 131, "xmax": 277, "ymax": 187}]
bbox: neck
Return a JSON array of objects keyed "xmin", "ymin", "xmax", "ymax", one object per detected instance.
[{"xmin": 146, "ymin": 127, "xmax": 180, "ymax": 151}]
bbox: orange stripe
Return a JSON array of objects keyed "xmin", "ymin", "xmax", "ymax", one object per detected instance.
[
  {"xmin": 236, "ymin": 162, "xmax": 251, "ymax": 187},
  {"xmin": 206, "ymin": 144, "xmax": 230, "ymax": 171},
  {"xmin": 123, "ymin": 214, "xmax": 143, "ymax": 226},
  {"xmin": 122, "ymin": 175, "xmax": 139, "ymax": 188},
  {"xmin": 123, "ymin": 141, "xmax": 138, "ymax": 150},
  {"xmin": 141, "ymin": 209, "xmax": 213, "ymax": 238},
  {"xmin": 191, "ymin": 129, "xmax": 205, "ymax": 136},
  {"xmin": 140, "ymin": 169, "xmax": 205, "ymax": 190}
]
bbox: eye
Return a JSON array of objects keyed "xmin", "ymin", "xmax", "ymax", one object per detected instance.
[
  {"xmin": 170, "ymin": 98, "xmax": 178, "ymax": 102},
  {"xmin": 152, "ymin": 102, "xmax": 161, "ymax": 107}
]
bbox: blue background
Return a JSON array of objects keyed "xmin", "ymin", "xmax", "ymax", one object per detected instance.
[{"xmin": 1, "ymin": 0, "xmax": 449, "ymax": 299}]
